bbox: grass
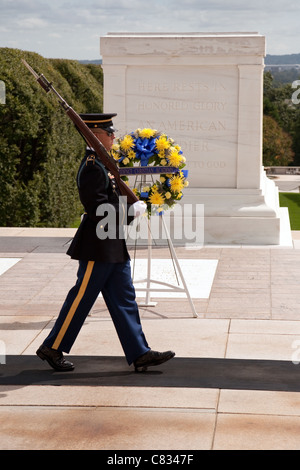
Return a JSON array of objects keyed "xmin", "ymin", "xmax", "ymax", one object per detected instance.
[{"xmin": 279, "ymin": 192, "xmax": 300, "ymax": 230}]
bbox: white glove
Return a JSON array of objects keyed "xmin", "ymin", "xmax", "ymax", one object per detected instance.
[{"xmin": 133, "ymin": 200, "xmax": 147, "ymax": 218}]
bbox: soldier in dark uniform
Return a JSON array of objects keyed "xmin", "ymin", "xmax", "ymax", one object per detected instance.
[{"xmin": 36, "ymin": 113, "xmax": 175, "ymax": 372}]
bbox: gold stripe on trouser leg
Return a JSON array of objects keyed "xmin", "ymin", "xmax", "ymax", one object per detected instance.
[{"xmin": 52, "ymin": 261, "xmax": 95, "ymax": 350}]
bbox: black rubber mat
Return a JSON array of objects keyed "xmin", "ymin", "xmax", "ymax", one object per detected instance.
[{"xmin": 1, "ymin": 355, "xmax": 300, "ymax": 391}]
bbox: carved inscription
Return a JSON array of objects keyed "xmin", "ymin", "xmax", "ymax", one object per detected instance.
[
  {"xmin": 138, "ymin": 80, "xmax": 226, "ymax": 93},
  {"xmin": 138, "ymin": 120, "xmax": 226, "ymax": 133},
  {"xmin": 126, "ymin": 67, "xmax": 238, "ymax": 187},
  {"xmin": 190, "ymin": 160, "xmax": 227, "ymax": 169},
  {"xmin": 138, "ymin": 101, "xmax": 227, "ymax": 112}
]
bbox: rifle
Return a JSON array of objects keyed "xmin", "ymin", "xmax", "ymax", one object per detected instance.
[{"xmin": 22, "ymin": 59, "xmax": 138, "ymax": 204}]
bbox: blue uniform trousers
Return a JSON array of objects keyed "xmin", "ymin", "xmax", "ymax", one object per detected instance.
[{"xmin": 43, "ymin": 259, "xmax": 150, "ymax": 365}]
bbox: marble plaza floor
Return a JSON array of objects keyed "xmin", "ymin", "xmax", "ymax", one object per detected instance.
[{"xmin": 1, "ymin": 227, "xmax": 300, "ymax": 450}]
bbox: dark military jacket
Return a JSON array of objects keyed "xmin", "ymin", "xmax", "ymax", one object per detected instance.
[{"xmin": 67, "ymin": 149, "xmax": 135, "ymax": 263}]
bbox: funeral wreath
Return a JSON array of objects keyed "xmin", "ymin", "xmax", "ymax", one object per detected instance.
[{"xmin": 110, "ymin": 128, "xmax": 189, "ymax": 215}]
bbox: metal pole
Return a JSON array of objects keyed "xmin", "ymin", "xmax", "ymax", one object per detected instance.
[{"xmin": 161, "ymin": 216, "xmax": 198, "ymax": 318}]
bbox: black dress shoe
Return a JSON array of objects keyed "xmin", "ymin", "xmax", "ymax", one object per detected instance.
[
  {"xmin": 134, "ymin": 349, "xmax": 175, "ymax": 372},
  {"xmin": 36, "ymin": 344, "xmax": 74, "ymax": 371}
]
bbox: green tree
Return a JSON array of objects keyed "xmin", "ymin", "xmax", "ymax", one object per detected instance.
[
  {"xmin": 263, "ymin": 115, "xmax": 294, "ymax": 166},
  {"xmin": 263, "ymin": 71, "xmax": 298, "ymax": 165},
  {"xmin": 0, "ymin": 48, "xmax": 103, "ymax": 227},
  {"xmin": 291, "ymin": 112, "xmax": 300, "ymax": 165}
]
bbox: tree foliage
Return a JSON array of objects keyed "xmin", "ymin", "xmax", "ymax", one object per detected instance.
[
  {"xmin": 263, "ymin": 115, "xmax": 294, "ymax": 166},
  {"xmin": 263, "ymin": 70, "xmax": 300, "ymax": 166},
  {"xmin": 0, "ymin": 48, "xmax": 103, "ymax": 227}
]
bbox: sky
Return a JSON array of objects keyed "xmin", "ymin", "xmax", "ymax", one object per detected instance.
[{"xmin": 0, "ymin": 0, "xmax": 299, "ymax": 60}]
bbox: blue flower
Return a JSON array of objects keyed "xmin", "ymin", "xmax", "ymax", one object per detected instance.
[
  {"xmin": 134, "ymin": 137, "xmax": 157, "ymax": 166},
  {"xmin": 180, "ymin": 169, "xmax": 189, "ymax": 178}
]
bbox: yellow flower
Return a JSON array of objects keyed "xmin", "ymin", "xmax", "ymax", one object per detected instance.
[
  {"xmin": 123, "ymin": 157, "xmax": 129, "ymax": 165},
  {"xmin": 156, "ymin": 136, "xmax": 171, "ymax": 151},
  {"xmin": 160, "ymin": 176, "xmax": 166, "ymax": 183},
  {"xmin": 160, "ymin": 159, "xmax": 167, "ymax": 166},
  {"xmin": 139, "ymin": 128, "xmax": 156, "ymax": 139},
  {"xmin": 128, "ymin": 150, "xmax": 136, "ymax": 159},
  {"xmin": 120, "ymin": 135, "xmax": 135, "ymax": 151},
  {"xmin": 111, "ymin": 143, "xmax": 120, "ymax": 152},
  {"xmin": 168, "ymin": 149, "xmax": 183, "ymax": 167},
  {"xmin": 165, "ymin": 192, "xmax": 172, "ymax": 199},
  {"xmin": 170, "ymin": 175, "xmax": 185, "ymax": 193},
  {"xmin": 110, "ymin": 144, "xmax": 120, "ymax": 161},
  {"xmin": 149, "ymin": 191, "xmax": 165, "ymax": 206}
]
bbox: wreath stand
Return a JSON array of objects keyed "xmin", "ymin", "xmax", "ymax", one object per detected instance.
[{"xmin": 128, "ymin": 173, "xmax": 198, "ymax": 319}]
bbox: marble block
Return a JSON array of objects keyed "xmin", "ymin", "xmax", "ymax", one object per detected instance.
[{"xmin": 100, "ymin": 33, "xmax": 291, "ymax": 245}]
